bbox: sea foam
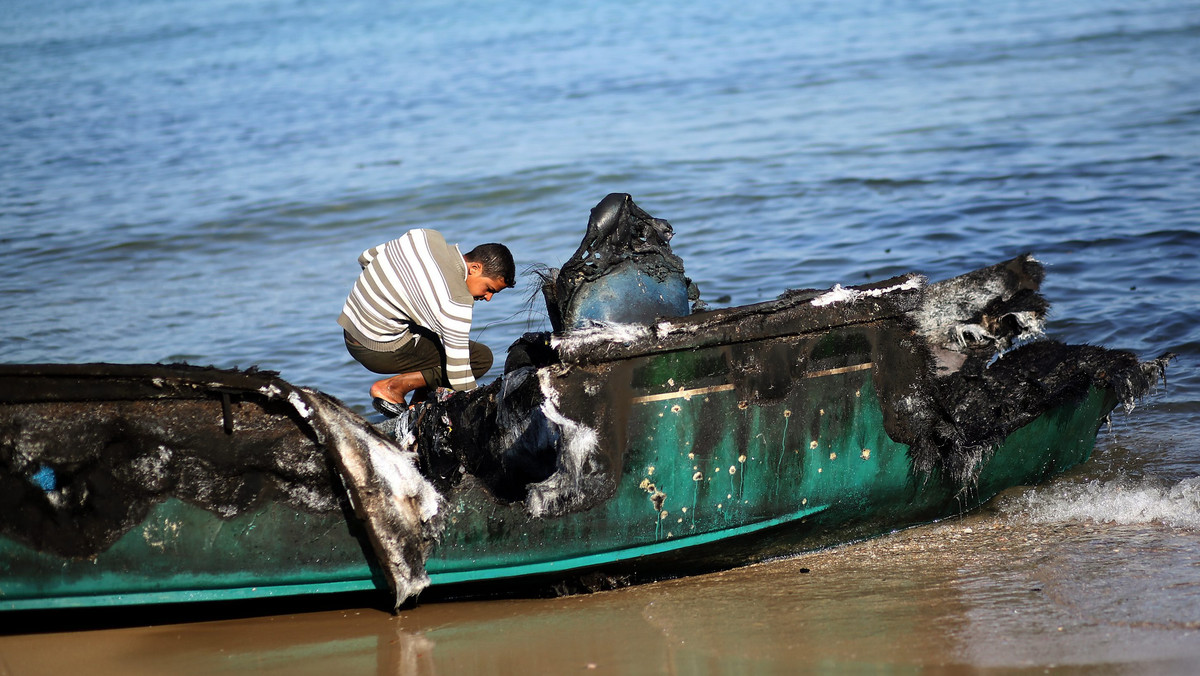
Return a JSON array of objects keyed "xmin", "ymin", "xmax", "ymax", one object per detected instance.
[{"xmin": 1002, "ymin": 476, "xmax": 1200, "ymax": 530}]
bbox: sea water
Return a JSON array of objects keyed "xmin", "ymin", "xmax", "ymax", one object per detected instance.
[{"xmin": 2, "ymin": 0, "xmax": 1199, "ymax": 671}]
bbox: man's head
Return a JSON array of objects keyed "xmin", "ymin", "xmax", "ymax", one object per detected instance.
[{"xmin": 463, "ymin": 243, "xmax": 515, "ymax": 302}]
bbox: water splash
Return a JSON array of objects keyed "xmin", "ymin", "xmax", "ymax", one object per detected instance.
[{"xmin": 1002, "ymin": 476, "xmax": 1200, "ymax": 530}]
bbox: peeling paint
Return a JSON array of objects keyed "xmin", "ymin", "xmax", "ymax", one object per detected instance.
[{"xmin": 651, "ymin": 490, "xmax": 666, "ymax": 512}]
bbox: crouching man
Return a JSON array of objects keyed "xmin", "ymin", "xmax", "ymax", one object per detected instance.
[{"xmin": 338, "ymin": 229, "xmax": 514, "ymax": 415}]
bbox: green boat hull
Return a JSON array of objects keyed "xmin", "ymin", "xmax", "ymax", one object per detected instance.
[{"xmin": 0, "ymin": 361, "xmax": 1115, "ymax": 612}]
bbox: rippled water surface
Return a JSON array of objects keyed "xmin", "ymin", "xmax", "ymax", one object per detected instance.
[{"xmin": 2, "ymin": 0, "xmax": 1199, "ymax": 671}]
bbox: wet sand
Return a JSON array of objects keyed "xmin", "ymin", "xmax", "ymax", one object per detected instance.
[{"xmin": 5, "ymin": 505, "xmax": 1199, "ymax": 675}]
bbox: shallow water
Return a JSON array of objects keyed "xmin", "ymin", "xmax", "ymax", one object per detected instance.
[
  {"xmin": 5, "ymin": 509, "xmax": 1200, "ymax": 673},
  {"xmin": 2, "ymin": 0, "xmax": 1199, "ymax": 671}
]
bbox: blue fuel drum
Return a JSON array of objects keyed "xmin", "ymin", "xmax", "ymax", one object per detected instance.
[{"xmin": 564, "ymin": 259, "xmax": 691, "ymax": 329}]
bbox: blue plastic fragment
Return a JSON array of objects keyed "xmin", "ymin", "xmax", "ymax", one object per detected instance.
[{"xmin": 31, "ymin": 465, "xmax": 56, "ymax": 492}]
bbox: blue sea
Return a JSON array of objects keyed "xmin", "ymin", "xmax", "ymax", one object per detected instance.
[{"xmin": 2, "ymin": 0, "xmax": 1199, "ymax": 671}]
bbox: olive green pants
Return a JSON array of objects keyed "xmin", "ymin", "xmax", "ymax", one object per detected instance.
[{"xmin": 344, "ymin": 330, "xmax": 493, "ymax": 388}]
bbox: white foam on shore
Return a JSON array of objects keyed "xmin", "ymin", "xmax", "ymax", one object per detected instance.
[{"xmin": 1002, "ymin": 476, "xmax": 1200, "ymax": 530}]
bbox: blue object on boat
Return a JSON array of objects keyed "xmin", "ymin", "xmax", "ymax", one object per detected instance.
[
  {"xmin": 552, "ymin": 194, "xmax": 694, "ymax": 330},
  {"xmin": 565, "ymin": 259, "xmax": 690, "ymax": 328}
]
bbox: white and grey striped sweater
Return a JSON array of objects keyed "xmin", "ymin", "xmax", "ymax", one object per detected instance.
[{"xmin": 337, "ymin": 229, "xmax": 477, "ymax": 390}]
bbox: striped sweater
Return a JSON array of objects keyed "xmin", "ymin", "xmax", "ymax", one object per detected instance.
[{"xmin": 337, "ymin": 229, "xmax": 478, "ymax": 390}]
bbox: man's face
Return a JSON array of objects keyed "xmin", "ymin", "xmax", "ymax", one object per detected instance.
[{"xmin": 466, "ymin": 264, "xmax": 509, "ymax": 302}]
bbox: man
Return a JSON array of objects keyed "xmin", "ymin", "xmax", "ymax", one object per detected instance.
[{"xmin": 338, "ymin": 229, "xmax": 515, "ymax": 415}]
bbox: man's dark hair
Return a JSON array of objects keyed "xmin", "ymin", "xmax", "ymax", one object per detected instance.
[{"xmin": 464, "ymin": 243, "xmax": 516, "ymax": 287}]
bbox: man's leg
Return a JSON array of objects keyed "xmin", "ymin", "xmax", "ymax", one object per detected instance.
[
  {"xmin": 344, "ymin": 332, "xmax": 443, "ymax": 404},
  {"xmin": 468, "ymin": 341, "xmax": 494, "ymax": 380},
  {"xmin": 388, "ymin": 341, "xmax": 492, "ymax": 405},
  {"xmin": 345, "ymin": 332, "xmax": 496, "ymax": 403}
]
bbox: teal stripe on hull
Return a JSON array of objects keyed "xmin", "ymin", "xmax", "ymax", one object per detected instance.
[
  {"xmin": 2, "ymin": 578, "xmax": 377, "ymax": 612},
  {"xmin": 430, "ymin": 503, "xmax": 831, "ymax": 585}
]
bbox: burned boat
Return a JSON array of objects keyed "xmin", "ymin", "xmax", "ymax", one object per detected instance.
[{"xmin": 0, "ymin": 194, "xmax": 1168, "ymax": 613}]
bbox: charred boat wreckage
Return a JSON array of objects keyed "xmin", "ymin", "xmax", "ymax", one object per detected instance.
[{"xmin": 0, "ymin": 194, "xmax": 1169, "ymax": 612}]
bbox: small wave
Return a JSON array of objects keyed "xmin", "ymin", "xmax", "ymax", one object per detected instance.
[
  {"xmin": 825, "ymin": 177, "xmax": 933, "ymax": 190},
  {"xmin": 1002, "ymin": 476, "xmax": 1200, "ymax": 530}
]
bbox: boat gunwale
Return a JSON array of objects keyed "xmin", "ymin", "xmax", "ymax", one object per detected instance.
[
  {"xmin": 0, "ymin": 362, "xmax": 292, "ymax": 405},
  {"xmin": 551, "ymin": 274, "xmax": 923, "ymax": 367}
]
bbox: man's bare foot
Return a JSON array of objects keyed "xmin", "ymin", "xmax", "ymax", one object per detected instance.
[{"xmin": 369, "ymin": 371, "xmax": 427, "ymax": 404}]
